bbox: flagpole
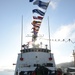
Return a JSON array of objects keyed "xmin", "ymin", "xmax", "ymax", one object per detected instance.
[{"xmin": 48, "ymin": 16, "xmax": 51, "ymax": 51}]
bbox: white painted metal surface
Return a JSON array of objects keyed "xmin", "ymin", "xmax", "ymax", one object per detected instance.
[{"xmin": 14, "ymin": 48, "xmax": 56, "ymax": 75}]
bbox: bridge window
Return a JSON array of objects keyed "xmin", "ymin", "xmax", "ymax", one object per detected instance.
[{"xmin": 46, "ymin": 63, "xmax": 53, "ymax": 67}]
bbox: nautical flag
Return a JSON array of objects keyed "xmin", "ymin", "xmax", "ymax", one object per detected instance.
[
  {"xmin": 29, "ymin": 0, "xmax": 34, "ymax": 2},
  {"xmin": 32, "ymin": 9, "xmax": 45, "ymax": 16},
  {"xmin": 33, "ymin": 16, "xmax": 43, "ymax": 20},
  {"xmin": 32, "ymin": 23, "xmax": 41, "ymax": 27},
  {"xmin": 33, "ymin": 31, "xmax": 38, "ymax": 35},
  {"xmin": 34, "ymin": 20, "xmax": 41, "ymax": 23},
  {"xmin": 33, "ymin": 28, "xmax": 39, "ymax": 32},
  {"xmin": 31, "ymin": 20, "xmax": 41, "ymax": 25},
  {"xmin": 33, "ymin": 25, "xmax": 40, "ymax": 28},
  {"xmin": 32, "ymin": 30, "xmax": 38, "ymax": 34},
  {"xmin": 32, "ymin": 26, "xmax": 39, "ymax": 31},
  {"xmin": 33, "ymin": 0, "xmax": 49, "ymax": 10}
]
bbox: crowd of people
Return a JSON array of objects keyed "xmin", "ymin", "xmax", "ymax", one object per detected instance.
[{"xmin": 19, "ymin": 67, "xmax": 64, "ymax": 75}]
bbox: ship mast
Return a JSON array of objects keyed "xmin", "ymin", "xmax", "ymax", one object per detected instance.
[
  {"xmin": 73, "ymin": 50, "xmax": 75, "ymax": 67},
  {"xmin": 48, "ymin": 16, "xmax": 51, "ymax": 51},
  {"xmin": 20, "ymin": 15, "xmax": 23, "ymax": 60},
  {"xmin": 21, "ymin": 15, "xmax": 23, "ymax": 50}
]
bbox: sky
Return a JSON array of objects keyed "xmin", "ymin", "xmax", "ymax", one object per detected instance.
[{"xmin": 0, "ymin": 0, "xmax": 75, "ymax": 71}]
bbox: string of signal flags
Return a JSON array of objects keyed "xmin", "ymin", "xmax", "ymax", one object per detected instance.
[
  {"xmin": 29, "ymin": 0, "xmax": 75, "ymax": 45},
  {"xmin": 22, "ymin": 39, "xmax": 75, "ymax": 48},
  {"xmin": 29, "ymin": 0, "xmax": 51, "ymax": 42},
  {"xmin": 44, "ymin": 38, "xmax": 75, "ymax": 44}
]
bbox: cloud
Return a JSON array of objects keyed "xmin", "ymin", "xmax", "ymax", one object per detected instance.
[
  {"xmin": 50, "ymin": 1, "xmax": 57, "ymax": 9},
  {"xmin": 50, "ymin": 0, "xmax": 60, "ymax": 10},
  {"xmin": 50, "ymin": 22, "xmax": 75, "ymax": 64},
  {"xmin": 52, "ymin": 22, "xmax": 75, "ymax": 40},
  {"xmin": 55, "ymin": 55, "xmax": 72, "ymax": 64}
]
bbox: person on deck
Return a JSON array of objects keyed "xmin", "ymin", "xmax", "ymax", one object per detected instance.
[{"xmin": 56, "ymin": 68, "xmax": 62, "ymax": 75}]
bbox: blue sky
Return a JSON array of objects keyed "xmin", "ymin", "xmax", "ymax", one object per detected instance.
[{"xmin": 0, "ymin": 0, "xmax": 75, "ymax": 70}]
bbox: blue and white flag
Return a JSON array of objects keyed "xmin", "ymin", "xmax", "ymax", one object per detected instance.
[
  {"xmin": 32, "ymin": 9, "xmax": 45, "ymax": 16},
  {"xmin": 33, "ymin": 0, "xmax": 49, "ymax": 10},
  {"xmin": 29, "ymin": 0, "xmax": 34, "ymax": 2}
]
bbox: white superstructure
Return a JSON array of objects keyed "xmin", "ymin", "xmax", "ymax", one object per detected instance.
[{"xmin": 14, "ymin": 45, "xmax": 56, "ymax": 75}]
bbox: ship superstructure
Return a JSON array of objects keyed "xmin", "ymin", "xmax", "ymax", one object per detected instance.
[{"xmin": 14, "ymin": 44, "xmax": 56, "ymax": 75}]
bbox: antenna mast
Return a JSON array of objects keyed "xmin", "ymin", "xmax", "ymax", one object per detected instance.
[
  {"xmin": 48, "ymin": 16, "xmax": 51, "ymax": 51},
  {"xmin": 21, "ymin": 15, "xmax": 23, "ymax": 50},
  {"xmin": 20, "ymin": 15, "xmax": 24, "ymax": 60},
  {"xmin": 73, "ymin": 50, "xmax": 75, "ymax": 67}
]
